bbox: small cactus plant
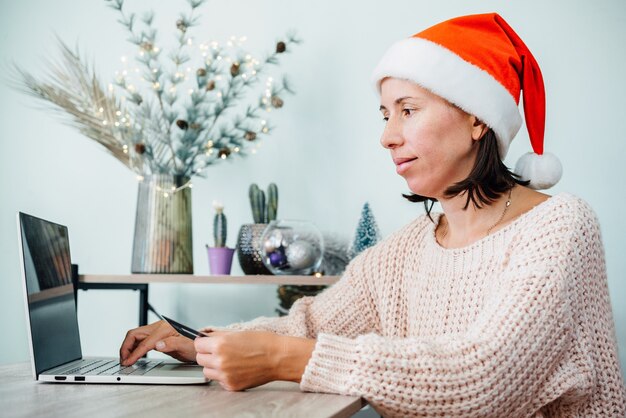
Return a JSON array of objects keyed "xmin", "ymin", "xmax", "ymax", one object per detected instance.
[
  {"xmin": 212, "ymin": 201, "xmax": 227, "ymax": 247},
  {"xmin": 248, "ymin": 183, "xmax": 279, "ymax": 223}
]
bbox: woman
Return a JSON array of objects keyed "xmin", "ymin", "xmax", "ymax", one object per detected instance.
[{"xmin": 119, "ymin": 13, "xmax": 626, "ymax": 417}]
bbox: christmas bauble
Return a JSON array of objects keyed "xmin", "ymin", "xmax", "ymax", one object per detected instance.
[
  {"xmin": 285, "ymin": 240, "xmax": 317, "ymax": 270},
  {"xmin": 269, "ymin": 250, "xmax": 287, "ymax": 267}
]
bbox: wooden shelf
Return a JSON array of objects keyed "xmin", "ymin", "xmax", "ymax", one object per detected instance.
[{"xmin": 79, "ymin": 274, "xmax": 340, "ymax": 286}]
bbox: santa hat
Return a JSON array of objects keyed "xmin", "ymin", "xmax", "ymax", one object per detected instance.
[{"xmin": 371, "ymin": 13, "xmax": 562, "ymax": 190}]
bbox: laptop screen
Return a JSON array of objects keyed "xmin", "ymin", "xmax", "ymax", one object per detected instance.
[{"xmin": 18, "ymin": 212, "xmax": 82, "ymax": 376}]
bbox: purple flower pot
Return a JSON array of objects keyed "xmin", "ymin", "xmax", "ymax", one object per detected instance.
[{"xmin": 207, "ymin": 247, "xmax": 235, "ymax": 275}]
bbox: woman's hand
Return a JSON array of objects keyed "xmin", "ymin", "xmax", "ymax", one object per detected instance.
[
  {"xmin": 119, "ymin": 320, "xmax": 197, "ymax": 365},
  {"xmin": 194, "ymin": 331, "xmax": 316, "ymax": 391}
]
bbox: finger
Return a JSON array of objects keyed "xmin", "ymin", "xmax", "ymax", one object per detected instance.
[
  {"xmin": 194, "ymin": 335, "xmax": 218, "ymax": 354},
  {"xmin": 155, "ymin": 336, "xmax": 190, "ymax": 354},
  {"xmin": 119, "ymin": 321, "xmax": 163, "ymax": 362},
  {"xmin": 119, "ymin": 329, "xmax": 149, "ymax": 363},
  {"xmin": 123, "ymin": 324, "xmax": 172, "ymax": 365},
  {"xmin": 195, "ymin": 353, "xmax": 221, "ymax": 369},
  {"xmin": 202, "ymin": 366, "xmax": 222, "ymax": 382}
]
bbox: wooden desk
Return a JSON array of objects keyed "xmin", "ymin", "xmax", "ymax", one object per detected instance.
[{"xmin": 0, "ymin": 363, "xmax": 365, "ymax": 418}]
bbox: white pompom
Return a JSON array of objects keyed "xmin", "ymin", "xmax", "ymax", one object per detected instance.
[{"xmin": 514, "ymin": 152, "xmax": 563, "ymax": 190}]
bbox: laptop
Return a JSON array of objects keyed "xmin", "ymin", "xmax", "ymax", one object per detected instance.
[{"xmin": 17, "ymin": 212, "xmax": 208, "ymax": 384}]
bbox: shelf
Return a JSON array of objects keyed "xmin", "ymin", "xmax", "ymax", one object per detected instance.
[{"xmin": 79, "ymin": 274, "xmax": 340, "ymax": 286}]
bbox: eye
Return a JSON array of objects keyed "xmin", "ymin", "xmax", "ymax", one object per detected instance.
[
  {"xmin": 382, "ymin": 116, "xmax": 389, "ymax": 122},
  {"xmin": 402, "ymin": 108, "xmax": 414, "ymax": 117}
]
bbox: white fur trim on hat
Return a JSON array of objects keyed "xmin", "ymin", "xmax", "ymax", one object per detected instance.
[
  {"xmin": 514, "ymin": 152, "xmax": 562, "ymax": 190},
  {"xmin": 371, "ymin": 37, "xmax": 522, "ymax": 159}
]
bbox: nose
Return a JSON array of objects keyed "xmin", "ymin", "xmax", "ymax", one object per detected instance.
[{"xmin": 380, "ymin": 117, "xmax": 403, "ymax": 149}]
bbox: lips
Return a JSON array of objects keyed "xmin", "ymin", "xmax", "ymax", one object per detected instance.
[{"xmin": 393, "ymin": 157, "xmax": 417, "ymax": 174}]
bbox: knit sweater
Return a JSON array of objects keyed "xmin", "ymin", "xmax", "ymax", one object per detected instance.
[{"xmin": 218, "ymin": 193, "xmax": 626, "ymax": 417}]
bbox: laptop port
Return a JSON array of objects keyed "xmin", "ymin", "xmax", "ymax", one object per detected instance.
[
  {"xmin": 75, "ymin": 376, "xmax": 85, "ymax": 381},
  {"xmin": 54, "ymin": 376, "xmax": 67, "ymax": 381}
]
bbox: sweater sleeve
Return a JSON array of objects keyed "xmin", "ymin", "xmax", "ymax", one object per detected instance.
[
  {"xmin": 201, "ymin": 247, "xmax": 381, "ymax": 339},
  {"xmin": 300, "ymin": 204, "xmax": 596, "ymax": 417}
]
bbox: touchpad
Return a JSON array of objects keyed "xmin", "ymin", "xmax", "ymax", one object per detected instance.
[{"xmin": 150, "ymin": 363, "xmax": 205, "ymax": 377}]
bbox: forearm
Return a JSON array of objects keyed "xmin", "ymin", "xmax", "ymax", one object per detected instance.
[{"xmin": 274, "ymin": 335, "xmax": 316, "ymax": 383}]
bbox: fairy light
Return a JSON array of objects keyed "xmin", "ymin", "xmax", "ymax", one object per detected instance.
[
  {"xmin": 153, "ymin": 82, "xmax": 161, "ymax": 90},
  {"xmin": 233, "ymin": 146, "xmax": 240, "ymax": 152},
  {"xmin": 187, "ymin": 38, "xmax": 193, "ymax": 46},
  {"xmin": 121, "ymin": 56, "xmax": 127, "ymax": 63},
  {"xmin": 262, "ymin": 126, "xmax": 269, "ymax": 133}
]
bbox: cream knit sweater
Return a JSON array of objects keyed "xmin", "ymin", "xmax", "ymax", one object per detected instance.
[{"xmin": 220, "ymin": 193, "xmax": 626, "ymax": 417}]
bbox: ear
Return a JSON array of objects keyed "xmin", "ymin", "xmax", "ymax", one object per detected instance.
[{"xmin": 471, "ymin": 117, "xmax": 488, "ymax": 141}]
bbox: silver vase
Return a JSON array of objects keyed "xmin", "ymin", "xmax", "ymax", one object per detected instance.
[
  {"xmin": 236, "ymin": 223, "xmax": 272, "ymax": 275},
  {"xmin": 131, "ymin": 175, "xmax": 193, "ymax": 274}
]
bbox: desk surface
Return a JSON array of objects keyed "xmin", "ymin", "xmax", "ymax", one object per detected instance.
[{"xmin": 0, "ymin": 363, "xmax": 364, "ymax": 418}]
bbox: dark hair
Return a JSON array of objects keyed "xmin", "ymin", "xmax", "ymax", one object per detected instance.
[{"xmin": 403, "ymin": 129, "xmax": 529, "ymax": 218}]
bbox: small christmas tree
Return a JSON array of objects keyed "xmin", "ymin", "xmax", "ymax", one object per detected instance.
[{"xmin": 349, "ymin": 202, "xmax": 381, "ymax": 258}]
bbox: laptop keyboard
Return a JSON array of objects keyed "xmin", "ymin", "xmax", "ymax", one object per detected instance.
[{"xmin": 59, "ymin": 359, "xmax": 162, "ymax": 376}]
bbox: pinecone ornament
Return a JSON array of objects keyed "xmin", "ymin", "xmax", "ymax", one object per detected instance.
[
  {"xmin": 230, "ymin": 63, "xmax": 240, "ymax": 77},
  {"xmin": 134, "ymin": 143, "xmax": 146, "ymax": 154},
  {"xmin": 271, "ymin": 96, "xmax": 283, "ymax": 108}
]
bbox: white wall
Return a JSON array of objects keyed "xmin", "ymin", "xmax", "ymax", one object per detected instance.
[{"xmin": 1, "ymin": 0, "xmax": 624, "ymax": 381}]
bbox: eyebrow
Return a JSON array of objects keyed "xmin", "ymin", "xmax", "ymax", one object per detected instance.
[{"xmin": 379, "ymin": 96, "xmax": 416, "ymax": 111}]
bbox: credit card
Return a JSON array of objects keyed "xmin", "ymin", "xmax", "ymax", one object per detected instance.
[{"xmin": 162, "ymin": 315, "xmax": 210, "ymax": 340}]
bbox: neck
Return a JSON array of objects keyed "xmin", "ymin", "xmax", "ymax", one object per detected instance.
[{"xmin": 437, "ymin": 186, "xmax": 515, "ymax": 247}]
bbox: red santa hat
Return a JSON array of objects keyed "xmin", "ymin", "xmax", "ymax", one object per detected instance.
[{"xmin": 371, "ymin": 13, "xmax": 562, "ymax": 190}]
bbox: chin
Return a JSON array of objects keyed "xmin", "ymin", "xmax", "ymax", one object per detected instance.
[{"xmin": 406, "ymin": 184, "xmax": 438, "ymax": 199}]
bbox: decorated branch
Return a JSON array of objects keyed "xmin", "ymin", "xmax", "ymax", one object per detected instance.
[{"xmin": 13, "ymin": 0, "xmax": 301, "ymax": 183}]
